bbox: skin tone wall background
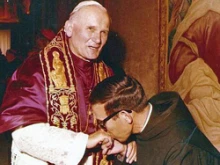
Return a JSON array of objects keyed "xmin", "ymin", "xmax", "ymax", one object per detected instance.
[{"xmin": 105, "ymin": 0, "xmax": 160, "ymax": 97}]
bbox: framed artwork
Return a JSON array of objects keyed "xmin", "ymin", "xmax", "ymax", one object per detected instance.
[
  {"xmin": 159, "ymin": 0, "xmax": 220, "ymax": 151},
  {"xmin": 158, "ymin": 0, "xmax": 194, "ymax": 91},
  {"xmin": 158, "ymin": 0, "xmax": 168, "ymax": 91},
  {"xmin": 0, "ymin": 0, "xmax": 19, "ymax": 23}
]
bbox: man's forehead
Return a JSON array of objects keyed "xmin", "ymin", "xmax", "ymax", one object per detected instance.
[
  {"xmin": 92, "ymin": 103, "xmax": 105, "ymax": 111},
  {"xmin": 71, "ymin": 5, "xmax": 110, "ymax": 29},
  {"xmin": 75, "ymin": 6, "xmax": 108, "ymax": 20},
  {"xmin": 91, "ymin": 103, "xmax": 107, "ymax": 118},
  {"xmin": 76, "ymin": 5, "xmax": 105, "ymax": 16}
]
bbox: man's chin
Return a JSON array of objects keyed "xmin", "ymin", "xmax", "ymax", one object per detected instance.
[
  {"xmin": 79, "ymin": 56, "xmax": 98, "ymax": 62},
  {"xmin": 86, "ymin": 51, "xmax": 100, "ymax": 60},
  {"xmin": 89, "ymin": 55, "xmax": 99, "ymax": 60}
]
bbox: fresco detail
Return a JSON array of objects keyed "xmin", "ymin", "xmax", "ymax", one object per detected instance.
[{"xmin": 166, "ymin": 0, "xmax": 220, "ymax": 152}]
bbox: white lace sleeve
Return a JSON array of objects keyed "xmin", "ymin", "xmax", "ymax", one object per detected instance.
[{"xmin": 12, "ymin": 123, "xmax": 89, "ymax": 165}]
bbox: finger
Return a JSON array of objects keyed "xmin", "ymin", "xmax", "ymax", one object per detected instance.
[
  {"xmin": 126, "ymin": 147, "xmax": 136, "ymax": 164},
  {"xmin": 105, "ymin": 149, "xmax": 113, "ymax": 155},
  {"xmin": 126, "ymin": 143, "xmax": 134, "ymax": 158},
  {"xmin": 101, "ymin": 141, "xmax": 110, "ymax": 150},
  {"xmin": 102, "ymin": 143, "xmax": 113, "ymax": 155},
  {"xmin": 102, "ymin": 137, "xmax": 113, "ymax": 148},
  {"xmin": 101, "ymin": 138, "xmax": 113, "ymax": 155},
  {"xmin": 126, "ymin": 142, "xmax": 137, "ymax": 163},
  {"xmin": 102, "ymin": 147, "xmax": 108, "ymax": 155},
  {"xmin": 126, "ymin": 153, "xmax": 137, "ymax": 164}
]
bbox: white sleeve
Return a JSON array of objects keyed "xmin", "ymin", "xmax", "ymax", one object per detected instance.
[{"xmin": 12, "ymin": 123, "xmax": 89, "ymax": 165}]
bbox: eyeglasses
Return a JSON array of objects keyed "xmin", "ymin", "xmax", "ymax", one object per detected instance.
[{"xmin": 97, "ymin": 110, "xmax": 132, "ymax": 130}]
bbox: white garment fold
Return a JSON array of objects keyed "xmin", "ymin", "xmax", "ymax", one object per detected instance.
[{"xmin": 11, "ymin": 123, "xmax": 89, "ymax": 165}]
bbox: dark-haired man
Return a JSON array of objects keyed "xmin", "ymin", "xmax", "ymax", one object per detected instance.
[{"xmin": 90, "ymin": 75, "xmax": 220, "ymax": 164}]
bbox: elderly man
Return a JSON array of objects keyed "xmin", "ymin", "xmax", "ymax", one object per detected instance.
[
  {"xmin": 90, "ymin": 75, "xmax": 220, "ymax": 165},
  {"xmin": 0, "ymin": 1, "xmax": 135, "ymax": 165}
]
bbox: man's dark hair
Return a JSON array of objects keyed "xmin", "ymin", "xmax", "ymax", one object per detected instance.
[{"xmin": 89, "ymin": 75, "xmax": 148, "ymax": 115}]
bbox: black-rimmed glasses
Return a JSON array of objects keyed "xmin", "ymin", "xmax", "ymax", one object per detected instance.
[{"xmin": 97, "ymin": 110, "xmax": 132, "ymax": 130}]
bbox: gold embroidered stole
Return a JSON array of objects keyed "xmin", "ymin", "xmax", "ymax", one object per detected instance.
[{"xmin": 39, "ymin": 29, "xmax": 113, "ymax": 165}]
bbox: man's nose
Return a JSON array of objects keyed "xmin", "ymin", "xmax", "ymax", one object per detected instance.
[{"xmin": 92, "ymin": 32, "xmax": 101, "ymax": 44}]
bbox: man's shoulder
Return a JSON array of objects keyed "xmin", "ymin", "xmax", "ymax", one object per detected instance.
[
  {"xmin": 149, "ymin": 91, "xmax": 181, "ymax": 104},
  {"xmin": 148, "ymin": 91, "xmax": 186, "ymax": 114}
]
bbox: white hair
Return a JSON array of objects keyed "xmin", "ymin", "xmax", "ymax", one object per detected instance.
[
  {"xmin": 71, "ymin": 1, "xmax": 105, "ymax": 15},
  {"xmin": 64, "ymin": 0, "xmax": 108, "ymax": 37}
]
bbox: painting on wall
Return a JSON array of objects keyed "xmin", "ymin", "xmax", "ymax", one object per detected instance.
[
  {"xmin": 0, "ymin": 0, "xmax": 19, "ymax": 23},
  {"xmin": 159, "ymin": 0, "xmax": 220, "ymax": 152}
]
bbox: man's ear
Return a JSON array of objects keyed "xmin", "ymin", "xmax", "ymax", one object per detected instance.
[
  {"xmin": 119, "ymin": 111, "xmax": 133, "ymax": 124},
  {"xmin": 64, "ymin": 20, "xmax": 73, "ymax": 37}
]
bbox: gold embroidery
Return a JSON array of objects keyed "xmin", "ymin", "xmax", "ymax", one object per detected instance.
[
  {"xmin": 49, "ymin": 89, "xmax": 78, "ymax": 130},
  {"xmin": 51, "ymin": 51, "xmax": 67, "ymax": 88},
  {"xmin": 60, "ymin": 34, "xmax": 75, "ymax": 88},
  {"xmin": 94, "ymin": 62, "xmax": 108, "ymax": 83},
  {"xmin": 70, "ymin": 115, "xmax": 77, "ymax": 128},
  {"xmin": 52, "ymin": 116, "xmax": 60, "ymax": 127},
  {"xmin": 100, "ymin": 155, "xmax": 108, "ymax": 165},
  {"xmin": 95, "ymin": 153, "xmax": 99, "ymax": 165},
  {"xmin": 59, "ymin": 95, "xmax": 70, "ymax": 114},
  {"xmin": 98, "ymin": 63, "xmax": 105, "ymax": 81},
  {"xmin": 40, "ymin": 30, "xmax": 112, "ymax": 164}
]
